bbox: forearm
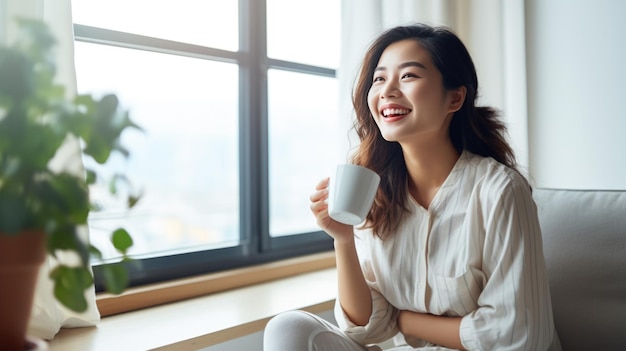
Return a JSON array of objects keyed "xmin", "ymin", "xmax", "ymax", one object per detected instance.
[
  {"xmin": 334, "ymin": 239, "xmax": 372, "ymax": 326},
  {"xmin": 398, "ymin": 310, "xmax": 466, "ymax": 350}
]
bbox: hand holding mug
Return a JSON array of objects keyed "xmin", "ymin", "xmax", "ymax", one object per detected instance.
[{"xmin": 328, "ymin": 164, "xmax": 380, "ymax": 225}]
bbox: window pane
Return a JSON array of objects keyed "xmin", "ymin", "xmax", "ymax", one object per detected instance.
[
  {"xmin": 72, "ymin": 0, "xmax": 238, "ymax": 51},
  {"xmin": 74, "ymin": 42, "xmax": 239, "ymax": 260},
  {"xmin": 268, "ymin": 69, "xmax": 339, "ymax": 236},
  {"xmin": 267, "ymin": 0, "xmax": 340, "ymax": 68}
]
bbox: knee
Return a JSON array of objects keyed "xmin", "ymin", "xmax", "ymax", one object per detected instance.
[
  {"xmin": 265, "ymin": 310, "xmax": 317, "ymax": 336},
  {"xmin": 263, "ymin": 310, "xmax": 323, "ymax": 350}
]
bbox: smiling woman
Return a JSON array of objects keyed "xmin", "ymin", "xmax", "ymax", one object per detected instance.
[{"xmin": 265, "ymin": 23, "xmax": 562, "ymax": 351}]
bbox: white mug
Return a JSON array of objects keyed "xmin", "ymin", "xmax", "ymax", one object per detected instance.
[{"xmin": 328, "ymin": 164, "xmax": 380, "ymax": 225}]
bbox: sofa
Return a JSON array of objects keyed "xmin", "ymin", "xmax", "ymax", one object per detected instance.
[{"xmin": 533, "ymin": 188, "xmax": 626, "ymax": 351}]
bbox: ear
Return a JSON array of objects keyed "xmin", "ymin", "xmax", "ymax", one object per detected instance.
[{"xmin": 448, "ymin": 86, "xmax": 466, "ymax": 113}]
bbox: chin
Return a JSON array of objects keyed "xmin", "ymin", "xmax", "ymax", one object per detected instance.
[{"xmin": 379, "ymin": 132, "xmax": 401, "ymax": 143}]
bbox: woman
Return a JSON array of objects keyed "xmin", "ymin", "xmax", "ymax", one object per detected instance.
[{"xmin": 264, "ymin": 23, "xmax": 561, "ymax": 351}]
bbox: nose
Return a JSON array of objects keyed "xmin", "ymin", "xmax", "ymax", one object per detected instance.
[{"xmin": 379, "ymin": 80, "xmax": 400, "ymax": 99}]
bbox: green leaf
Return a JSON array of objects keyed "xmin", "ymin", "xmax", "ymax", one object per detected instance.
[
  {"xmin": 82, "ymin": 94, "xmax": 142, "ymax": 164},
  {"xmin": 50, "ymin": 265, "xmax": 93, "ymax": 312},
  {"xmin": 0, "ymin": 47, "xmax": 35, "ymax": 100},
  {"xmin": 101, "ymin": 262, "xmax": 129, "ymax": 295},
  {"xmin": 89, "ymin": 244, "xmax": 103, "ymax": 260},
  {"xmin": 99, "ymin": 94, "xmax": 119, "ymax": 117},
  {"xmin": 85, "ymin": 168, "xmax": 97, "ymax": 184},
  {"xmin": 0, "ymin": 155, "xmax": 20, "ymax": 178},
  {"xmin": 14, "ymin": 17, "xmax": 57, "ymax": 57},
  {"xmin": 83, "ymin": 137, "xmax": 112, "ymax": 164},
  {"xmin": 127, "ymin": 195, "xmax": 141, "ymax": 208},
  {"xmin": 111, "ymin": 228, "xmax": 133, "ymax": 254},
  {"xmin": 108, "ymin": 175, "xmax": 118, "ymax": 195},
  {"xmin": 74, "ymin": 93, "xmax": 96, "ymax": 108},
  {"xmin": 0, "ymin": 192, "xmax": 27, "ymax": 234},
  {"xmin": 46, "ymin": 225, "xmax": 90, "ymax": 265},
  {"xmin": 32, "ymin": 172, "xmax": 89, "ymax": 224}
]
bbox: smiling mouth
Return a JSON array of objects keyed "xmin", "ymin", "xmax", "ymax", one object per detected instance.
[{"xmin": 381, "ymin": 108, "xmax": 411, "ymax": 118}]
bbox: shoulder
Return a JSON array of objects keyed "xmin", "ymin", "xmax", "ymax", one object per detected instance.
[{"xmin": 462, "ymin": 151, "xmax": 532, "ymax": 205}]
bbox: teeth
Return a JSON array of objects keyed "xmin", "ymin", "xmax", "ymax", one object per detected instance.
[{"xmin": 382, "ymin": 108, "xmax": 410, "ymax": 117}]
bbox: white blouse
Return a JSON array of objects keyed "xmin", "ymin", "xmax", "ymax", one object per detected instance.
[{"xmin": 334, "ymin": 151, "xmax": 561, "ymax": 351}]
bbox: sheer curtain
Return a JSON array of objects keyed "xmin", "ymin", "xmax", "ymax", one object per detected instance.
[
  {"xmin": 1, "ymin": 0, "xmax": 100, "ymax": 340},
  {"xmin": 339, "ymin": 0, "xmax": 529, "ymax": 170}
]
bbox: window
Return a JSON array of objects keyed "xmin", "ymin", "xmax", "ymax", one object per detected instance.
[{"xmin": 72, "ymin": 0, "xmax": 341, "ymax": 288}]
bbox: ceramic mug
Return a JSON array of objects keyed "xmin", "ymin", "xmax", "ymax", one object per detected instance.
[{"xmin": 328, "ymin": 164, "xmax": 380, "ymax": 225}]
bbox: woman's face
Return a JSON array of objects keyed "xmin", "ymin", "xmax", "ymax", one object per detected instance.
[{"xmin": 367, "ymin": 39, "xmax": 460, "ymax": 146}]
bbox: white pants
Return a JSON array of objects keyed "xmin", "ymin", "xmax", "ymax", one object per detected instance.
[
  {"xmin": 264, "ymin": 310, "xmax": 466, "ymax": 351},
  {"xmin": 263, "ymin": 310, "xmax": 413, "ymax": 351},
  {"xmin": 263, "ymin": 310, "xmax": 561, "ymax": 351}
]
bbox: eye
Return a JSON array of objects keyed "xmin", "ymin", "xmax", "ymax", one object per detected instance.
[
  {"xmin": 402, "ymin": 72, "xmax": 419, "ymax": 79},
  {"xmin": 372, "ymin": 75, "xmax": 385, "ymax": 83}
]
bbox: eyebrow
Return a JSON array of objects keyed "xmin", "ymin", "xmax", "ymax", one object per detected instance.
[{"xmin": 374, "ymin": 61, "xmax": 427, "ymax": 72}]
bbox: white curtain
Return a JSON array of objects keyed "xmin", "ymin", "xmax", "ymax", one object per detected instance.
[
  {"xmin": 1, "ymin": 0, "xmax": 100, "ymax": 340},
  {"xmin": 339, "ymin": 0, "xmax": 529, "ymax": 171}
]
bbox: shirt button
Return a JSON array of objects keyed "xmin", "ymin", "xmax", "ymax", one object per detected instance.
[{"xmin": 418, "ymin": 282, "xmax": 424, "ymax": 289}]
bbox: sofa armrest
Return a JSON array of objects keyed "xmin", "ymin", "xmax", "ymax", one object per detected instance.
[{"xmin": 533, "ymin": 188, "xmax": 626, "ymax": 351}]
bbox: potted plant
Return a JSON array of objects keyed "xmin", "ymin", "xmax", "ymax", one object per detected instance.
[{"xmin": 0, "ymin": 18, "xmax": 140, "ymax": 350}]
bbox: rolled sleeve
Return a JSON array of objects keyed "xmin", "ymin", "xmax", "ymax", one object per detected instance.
[
  {"xmin": 334, "ymin": 287, "xmax": 400, "ymax": 345},
  {"xmin": 459, "ymin": 180, "xmax": 555, "ymax": 351}
]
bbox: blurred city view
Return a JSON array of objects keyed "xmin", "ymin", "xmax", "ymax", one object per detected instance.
[{"xmin": 73, "ymin": 0, "xmax": 341, "ymax": 261}]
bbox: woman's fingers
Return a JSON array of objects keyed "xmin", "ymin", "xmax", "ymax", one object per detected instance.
[
  {"xmin": 315, "ymin": 177, "xmax": 330, "ymax": 190},
  {"xmin": 310, "ymin": 177, "xmax": 330, "ymax": 203},
  {"xmin": 309, "ymin": 187, "xmax": 328, "ymax": 203},
  {"xmin": 310, "ymin": 177, "xmax": 332, "ymax": 227},
  {"xmin": 310, "ymin": 176, "xmax": 354, "ymax": 238}
]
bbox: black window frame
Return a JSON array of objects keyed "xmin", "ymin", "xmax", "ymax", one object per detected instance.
[{"xmin": 74, "ymin": 0, "xmax": 336, "ymax": 290}]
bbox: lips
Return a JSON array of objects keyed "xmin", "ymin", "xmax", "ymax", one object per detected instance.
[
  {"xmin": 379, "ymin": 105, "xmax": 411, "ymax": 122},
  {"xmin": 381, "ymin": 108, "xmax": 411, "ymax": 117}
]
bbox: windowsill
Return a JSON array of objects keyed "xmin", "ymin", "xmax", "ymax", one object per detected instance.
[{"xmin": 48, "ymin": 252, "xmax": 337, "ymax": 351}]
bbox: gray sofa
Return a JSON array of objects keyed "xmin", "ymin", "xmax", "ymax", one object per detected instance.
[{"xmin": 533, "ymin": 188, "xmax": 626, "ymax": 351}]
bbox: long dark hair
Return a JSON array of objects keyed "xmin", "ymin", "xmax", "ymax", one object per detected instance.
[{"xmin": 351, "ymin": 23, "xmax": 517, "ymax": 238}]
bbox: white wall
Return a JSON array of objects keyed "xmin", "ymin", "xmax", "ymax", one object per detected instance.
[{"xmin": 526, "ymin": 0, "xmax": 626, "ymax": 190}]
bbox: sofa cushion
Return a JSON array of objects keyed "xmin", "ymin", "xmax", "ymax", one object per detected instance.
[{"xmin": 533, "ymin": 188, "xmax": 626, "ymax": 351}]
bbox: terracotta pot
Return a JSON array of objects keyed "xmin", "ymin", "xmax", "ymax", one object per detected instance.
[{"xmin": 0, "ymin": 231, "xmax": 46, "ymax": 351}]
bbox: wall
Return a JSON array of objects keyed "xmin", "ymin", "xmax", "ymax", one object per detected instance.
[{"xmin": 526, "ymin": 0, "xmax": 626, "ymax": 190}]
